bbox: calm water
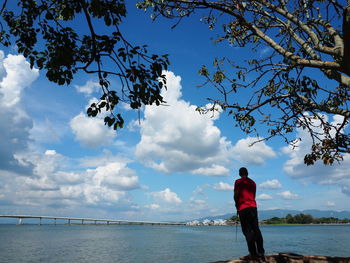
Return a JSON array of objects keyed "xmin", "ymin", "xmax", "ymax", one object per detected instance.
[{"xmin": 0, "ymin": 224, "xmax": 349, "ymax": 262}]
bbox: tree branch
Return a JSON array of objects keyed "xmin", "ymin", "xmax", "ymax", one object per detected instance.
[
  {"xmin": 343, "ymin": 3, "xmax": 350, "ymax": 74},
  {"xmin": 297, "ymin": 93, "xmax": 350, "ymax": 118},
  {"xmin": 259, "ymin": 0, "xmax": 343, "ymax": 57}
]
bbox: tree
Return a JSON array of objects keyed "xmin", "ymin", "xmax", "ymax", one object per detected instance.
[
  {"xmin": 264, "ymin": 216, "xmax": 285, "ymax": 224},
  {"xmin": 0, "ymin": 0, "xmax": 169, "ymax": 130},
  {"xmin": 293, "ymin": 213, "xmax": 314, "ymax": 224},
  {"xmin": 286, "ymin": 213, "xmax": 295, "ymax": 224},
  {"xmin": 230, "ymin": 215, "xmax": 239, "ymax": 222},
  {"xmin": 137, "ymin": 0, "xmax": 350, "ymax": 165}
]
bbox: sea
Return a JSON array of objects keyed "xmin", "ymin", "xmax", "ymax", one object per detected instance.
[{"xmin": 0, "ymin": 224, "xmax": 349, "ymax": 263}]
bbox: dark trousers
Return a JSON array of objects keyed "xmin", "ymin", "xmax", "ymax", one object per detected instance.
[{"xmin": 238, "ymin": 207, "xmax": 265, "ymax": 256}]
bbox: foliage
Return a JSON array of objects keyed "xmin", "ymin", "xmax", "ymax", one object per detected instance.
[
  {"xmin": 137, "ymin": 0, "xmax": 350, "ymax": 165},
  {"xmin": 229, "ymin": 215, "xmax": 240, "ymax": 222},
  {"xmin": 0, "ymin": 0, "xmax": 169, "ymax": 130},
  {"xmin": 263, "ymin": 213, "xmax": 350, "ymax": 224}
]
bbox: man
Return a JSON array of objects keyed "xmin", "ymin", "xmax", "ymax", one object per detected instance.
[{"xmin": 234, "ymin": 167, "xmax": 265, "ymax": 260}]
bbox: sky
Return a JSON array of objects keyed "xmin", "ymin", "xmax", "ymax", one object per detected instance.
[{"xmin": 0, "ymin": 3, "xmax": 349, "ymax": 222}]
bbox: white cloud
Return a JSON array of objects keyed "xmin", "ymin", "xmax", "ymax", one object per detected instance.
[
  {"xmin": 203, "ymin": 103, "xmax": 223, "ymax": 121},
  {"xmin": 78, "ymin": 149, "xmax": 131, "ymax": 168},
  {"xmin": 127, "ymin": 119, "xmax": 142, "ymax": 132},
  {"xmin": 74, "ymin": 80, "xmax": 100, "ymax": 96},
  {"xmin": 0, "ymin": 52, "xmax": 39, "ymax": 107},
  {"xmin": 283, "ymin": 114, "xmax": 350, "ymax": 196},
  {"xmin": 193, "ymin": 184, "xmax": 209, "ymax": 196},
  {"xmin": 259, "ymin": 179, "xmax": 282, "ymax": 189},
  {"xmin": 70, "ymin": 112, "xmax": 116, "ymax": 148},
  {"xmin": 232, "ymin": 137, "xmax": 276, "ymax": 165},
  {"xmin": 30, "ymin": 119, "xmax": 61, "ymax": 144},
  {"xmin": 87, "ymin": 161, "xmax": 140, "ymax": 191},
  {"xmin": 213, "ymin": 182, "xmax": 234, "ymax": 191},
  {"xmin": 135, "ymin": 71, "xmax": 232, "ymax": 176},
  {"xmin": 2, "ymin": 149, "xmax": 141, "ymax": 210},
  {"xmin": 82, "ymin": 185, "xmax": 126, "ymax": 205},
  {"xmin": 278, "ymin": 190, "xmax": 299, "ymax": 200},
  {"xmin": 45, "ymin": 150, "xmax": 57, "ymax": 156},
  {"xmin": 326, "ymin": 201, "xmax": 336, "ymax": 207},
  {"xmin": 188, "ymin": 198, "xmax": 208, "ymax": 210},
  {"xmin": 191, "ymin": 165, "xmax": 230, "ymax": 177},
  {"xmin": 149, "ymin": 188, "xmax": 182, "ymax": 204},
  {"xmin": 144, "ymin": 204, "xmax": 160, "ymax": 210},
  {"xmin": 0, "ymin": 51, "xmax": 39, "ymax": 173},
  {"xmin": 257, "ymin": 193, "xmax": 273, "ymax": 200}
]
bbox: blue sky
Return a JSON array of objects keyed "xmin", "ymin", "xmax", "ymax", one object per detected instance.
[{"xmin": 0, "ymin": 3, "xmax": 349, "ymax": 222}]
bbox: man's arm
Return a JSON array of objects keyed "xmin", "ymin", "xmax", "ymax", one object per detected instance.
[
  {"xmin": 234, "ymin": 181, "xmax": 239, "ymax": 210},
  {"xmin": 253, "ymin": 180, "xmax": 256, "ymax": 198}
]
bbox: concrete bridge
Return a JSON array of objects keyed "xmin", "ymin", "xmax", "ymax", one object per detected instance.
[{"xmin": 0, "ymin": 215, "xmax": 186, "ymax": 226}]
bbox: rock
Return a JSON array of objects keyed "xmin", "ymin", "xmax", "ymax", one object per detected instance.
[{"xmin": 210, "ymin": 253, "xmax": 350, "ymax": 263}]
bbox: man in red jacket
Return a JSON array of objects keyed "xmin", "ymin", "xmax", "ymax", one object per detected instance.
[{"xmin": 234, "ymin": 167, "xmax": 265, "ymax": 260}]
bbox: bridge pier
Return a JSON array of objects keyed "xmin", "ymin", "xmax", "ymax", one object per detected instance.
[
  {"xmin": 18, "ymin": 218, "xmax": 23, "ymax": 225},
  {"xmin": 39, "ymin": 217, "xmax": 42, "ymax": 226},
  {"xmin": 68, "ymin": 219, "xmax": 71, "ymax": 225},
  {"xmin": 54, "ymin": 218, "xmax": 56, "ymax": 226}
]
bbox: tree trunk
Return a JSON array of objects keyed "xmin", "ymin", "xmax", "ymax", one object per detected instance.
[{"xmin": 343, "ymin": 2, "xmax": 350, "ymax": 76}]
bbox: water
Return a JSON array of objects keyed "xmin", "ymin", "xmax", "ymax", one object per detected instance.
[{"xmin": 0, "ymin": 224, "xmax": 349, "ymax": 262}]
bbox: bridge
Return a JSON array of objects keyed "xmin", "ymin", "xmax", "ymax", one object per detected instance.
[{"xmin": 0, "ymin": 215, "xmax": 186, "ymax": 226}]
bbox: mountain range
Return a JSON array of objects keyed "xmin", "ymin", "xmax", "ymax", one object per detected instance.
[{"xmin": 195, "ymin": 209, "xmax": 350, "ymax": 221}]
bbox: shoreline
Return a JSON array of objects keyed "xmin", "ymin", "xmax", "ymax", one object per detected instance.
[
  {"xmin": 1, "ymin": 222, "xmax": 350, "ymax": 226},
  {"xmin": 260, "ymin": 223, "xmax": 350, "ymax": 226},
  {"xmin": 210, "ymin": 253, "xmax": 350, "ymax": 263}
]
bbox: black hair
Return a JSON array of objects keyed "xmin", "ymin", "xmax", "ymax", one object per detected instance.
[{"xmin": 239, "ymin": 167, "xmax": 248, "ymax": 176}]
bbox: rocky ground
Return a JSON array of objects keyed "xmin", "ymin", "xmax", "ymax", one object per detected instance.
[{"xmin": 211, "ymin": 253, "xmax": 350, "ymax": 263}]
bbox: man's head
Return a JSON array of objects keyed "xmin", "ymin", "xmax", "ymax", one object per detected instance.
[{"xmin": 239, "ymin": 167, "xmax": 248, "ymax": 177}]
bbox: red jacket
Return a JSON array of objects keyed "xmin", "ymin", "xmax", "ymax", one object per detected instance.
[{"xmin": 234, "ymin": 176, "xmax": 257, "ymax": 211}]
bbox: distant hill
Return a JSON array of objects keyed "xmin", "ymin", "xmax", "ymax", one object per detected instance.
[{"xmin": 195, "ymin": 209, "xmax": 350, "ymax": 221}]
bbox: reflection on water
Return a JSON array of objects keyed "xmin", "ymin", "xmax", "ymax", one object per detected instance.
[{"xmin": 0, "ymin": 224, "xmax": 349, "ymax": 263}]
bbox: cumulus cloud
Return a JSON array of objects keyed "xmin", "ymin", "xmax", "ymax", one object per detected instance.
[
  {"xmin": 86, "ymin": 161, "xmax": 140, "ymax": 191},
  {"xmin": 2, "ymin": 149, "xmax": 141, "ymax": 210},
  {"xmin": 149, "ymin": 188, "xmax": 182, "ymax": 204},
  {"xmin": 213, "ymin": 182, "xmax": 234, "ymax": 191},
  {"xmin": 257, "ymin": 193, "xmax": 273, "ymax": 200},
  {"xmin": 70, "ymin": 112, "xmax": 116, "ymax": 148},
  {"xmin": 278, "ymin": 190, "xmax": 299, "ymax": 200},
  {"xmin": 0, "ymin": 50, "xmax": 141, "ymax": 215},
  {"xmin": 135, "ymin": 71, "xmax": 232, "ymax": 177},
  {"xmin": 232, "ymin": 137, "xmax": 276, "ymax": 165},
  {"xmin": 0, "ymin": 51, "xmax": 39, "ymax": 173},
  {"xmin": 74, "ymin": 80, "xmax": 100, "ymax": 96},
  {"xmin": 259, "ymin": 179, "xmax": 282, "ymax": 189},
  {"xmin": 283, "ymin": 114, "xmax": 350, "ymax": 196},
  {"xmin": 0, "ymin": 52, "xmax": 39, "ymax": 107}
]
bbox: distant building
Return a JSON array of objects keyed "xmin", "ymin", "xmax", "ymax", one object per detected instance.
[{"xmin": 186, "ymin": 219, "xmax": 227, "ymax": 226}]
